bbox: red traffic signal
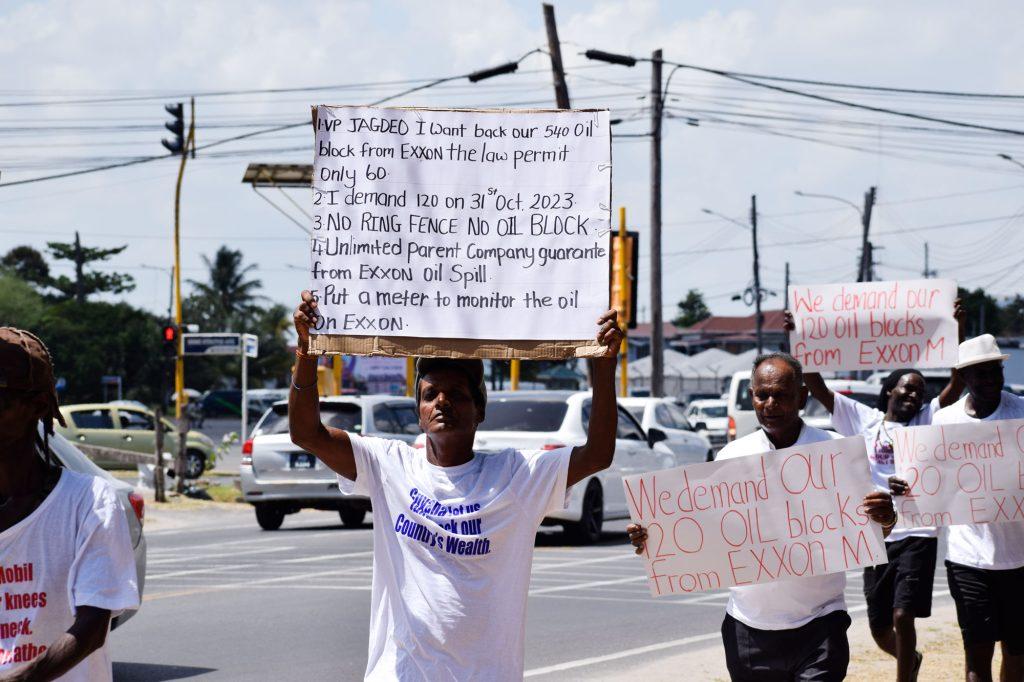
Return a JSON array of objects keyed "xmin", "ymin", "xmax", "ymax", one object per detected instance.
[{"xmin": 162, "ymin": 325, "xmax": 177, "ymax": 342}]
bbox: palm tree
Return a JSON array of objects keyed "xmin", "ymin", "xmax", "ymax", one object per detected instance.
[{"xmin": 187, "ymin": 247, "xmax": 265, "ymax": 322}]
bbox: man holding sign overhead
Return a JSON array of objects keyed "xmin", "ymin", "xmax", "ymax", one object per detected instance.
[
  {"xmin": 288, "ymin": 291, "xmax": 623, "ymax": 681},
  {"xmin": 931, "ymin": 335, "xmax": 1024, "ymax": 682},
  {"xmin": 628, "ymin": 352, "xmax": 896, "ymax": 681}
]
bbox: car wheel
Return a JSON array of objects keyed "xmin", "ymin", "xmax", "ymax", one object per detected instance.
[
  {"xmin": 339, "ymin": 507, "xmax": 366, "ymax": 528},
  {"xmin": 706, "ymin": 449, "xmax": 715, "ymax": 462},
  {"xmin": 184, "ymin": 449, "xmax": 206, "ymax": 479},
  {"xmin": 565, "ymin": 481, "xmax": 603, "ymax": 545},
  {"xmin": 255, "ymin": 504, "xmax": 285, "ymax": 531}
]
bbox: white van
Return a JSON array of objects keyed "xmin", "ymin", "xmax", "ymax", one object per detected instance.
[{"xmin": 726, "ymin": 370, "xmax": 878, "ymax": 445}]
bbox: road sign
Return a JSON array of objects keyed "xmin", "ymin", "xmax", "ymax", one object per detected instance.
[
  {"xmin": 182, "ymin": 333, "xmax": 241, "ymax": 356},
  {"xmin": 243, "ymin": 333, "xmax": 259, "ymax": 359}
]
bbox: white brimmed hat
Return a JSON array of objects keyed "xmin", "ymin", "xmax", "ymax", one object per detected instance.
[{"xmin": 955, "ymin": 334, "xmax": 1009, "ymax": 370}]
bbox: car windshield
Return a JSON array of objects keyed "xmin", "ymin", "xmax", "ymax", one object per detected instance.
[
  {"xmin": 626, "ymin": 406, "xmax": 645, "ymax": 423},
  {"xmin": 478, "ymin": 399, "xmax": 569, "ymax": 432},
  {"xmin": 699, "ymin": 405, "xmax": 727, "ymax": 418},
  {"xmin": 255, "ymin": 403, "xmax": 362, "ymax": 436}
]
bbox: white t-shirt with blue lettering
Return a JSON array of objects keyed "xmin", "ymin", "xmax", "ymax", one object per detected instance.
[{"xmin": 339, "ymin": 433, "xmax": 572, "ymax": 681}]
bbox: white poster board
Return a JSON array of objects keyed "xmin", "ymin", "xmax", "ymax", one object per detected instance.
[
  {"xmin": 893, "ymin": 419, "xmax": 1024, "ymax": 528},
  {"xmin": 309, "ymin": 106, "xmax": 611, "ymax": 355},
  {"xmin": 623, "ymin": 436, "xmax": 886, "ymax": 597},
  {"xmin": 788, "ymin": 279, "xmax": 958, "ymax": 372}
]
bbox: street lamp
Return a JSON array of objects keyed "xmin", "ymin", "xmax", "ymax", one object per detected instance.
[
  {"xmin": 793, "ymin": 187, "xmax": 876, "ymax": 282},
  {"xmin": 997, "ymin": 153, "xmax": 1024, "ymax": 172},
  {"xmin": 702, "ymin": 202, "xmax": 771, "ymax": 353}
]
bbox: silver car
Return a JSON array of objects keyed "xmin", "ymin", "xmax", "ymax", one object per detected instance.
[
  {"xmin": 241, "ymin": 395, "xmax": 419, "ymax": 530},
  {"xmin": 46, "ymin": 429, "xmax": 147, "ymax": 629}
]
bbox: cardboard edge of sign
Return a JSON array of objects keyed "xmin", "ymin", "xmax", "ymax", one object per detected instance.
[{"xmin": 308, "ymin": 335, "xmax": 607, "ymax": 360}]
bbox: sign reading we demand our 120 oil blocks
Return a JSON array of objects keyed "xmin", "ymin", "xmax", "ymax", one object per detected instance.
[
  {"xmin": 893, "ymin": 419, "xmax": 1024, "ymax": 528},
  {"xmin": 788, "ymin": 279, "xmax": 958, "ymax": 372},
  {"xmin": 623, "ymin": 436, "xmax": 886, "ymax": 597},
  {"xmin": 309, "ymin": 106, "xmax": 610, "ymax": 347}
]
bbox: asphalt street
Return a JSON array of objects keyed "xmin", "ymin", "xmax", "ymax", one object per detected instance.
[{"xmin": 109, "ymin": 507, "xmax": 953, "ymax": 681}]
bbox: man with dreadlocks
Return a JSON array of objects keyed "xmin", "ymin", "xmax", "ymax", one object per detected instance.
[
  {"xmin": 0, "ymin": 328, "xmax": 139, "ymax": 681},
  {"xmin": 784, "ymin": 302, "xmax": 965, "ymax": 682}
]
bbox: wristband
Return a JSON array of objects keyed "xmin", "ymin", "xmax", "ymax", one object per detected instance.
[
  {"xmin": 292, "ymin": 377, "xmax": 318, "ymax": 391},
  {"xmin": 296, "ymin": 347, "xmax": 315, "ymax": 360},
  {"xmin": 881, "ymin": 509, "xmax": 898, "ymax": 530}
]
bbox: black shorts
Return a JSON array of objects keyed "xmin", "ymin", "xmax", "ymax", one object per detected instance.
[
  {"xmin": 946, "ymin": 560, "xmax": 1024, "ymax": 654},
  {"xmin": 862, "ymin": 535, "xmax": 937, "ymax": 632},
  {"xmin": 721, "ymin": 610, "xmax": 851, "ymax": 681}
]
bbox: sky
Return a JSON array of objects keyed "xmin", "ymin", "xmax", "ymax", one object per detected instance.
[{"xmin": 3, "ymin": 0, "xmax": 1024, "ymax": 330}]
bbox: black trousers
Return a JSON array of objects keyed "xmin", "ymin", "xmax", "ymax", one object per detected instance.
[{"xmin": 721, "ymin": 611, "xmax": 852, "ymax": 681}]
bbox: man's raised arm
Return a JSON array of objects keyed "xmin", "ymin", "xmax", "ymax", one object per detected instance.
[
  {"xmin": 288, "ymin": 290, "xmax": 357, "ymax": 481},
  {"xmin": 567, "ymin": 310, "xmax": 624, "ymax": 487}
]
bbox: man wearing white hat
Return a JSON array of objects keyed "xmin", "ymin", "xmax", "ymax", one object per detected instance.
[{"xmin": 932, "ymin": 334, "xmax": 1024, "ymax": 682}]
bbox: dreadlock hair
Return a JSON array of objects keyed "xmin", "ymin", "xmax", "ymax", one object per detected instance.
[
  {"xmin": 2, "ymin": 327, "xmax": 61, "ymax": 467},
  {"xmin": 876, "ymin": 369, "xmax": 925, "ymax": 412}
]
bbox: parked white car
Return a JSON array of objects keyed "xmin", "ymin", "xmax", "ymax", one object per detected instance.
[
  {"xmin": 414, "ymin": 390, "xmax": 677, "ymax": 544},
  {"xmin": 241, "ymin": 395, "xmax": 418, "ymax": 530},
  {"xmin": 682, "ymin": 399, "xmax": 729, "ymax": 451},
  {"xmin": 619, "ymin": 396, "xmax": 714, "ymax": 463}
]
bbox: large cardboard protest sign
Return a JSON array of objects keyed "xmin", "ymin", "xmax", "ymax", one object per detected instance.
[
  {"xmin": 893, "ymin": 419, "xmax": 1024, "ymax": 528},
  {"xmin": 623, "ymin": 436, "xmax": 886, "ymax": 597},
  {"xmin": 788, "ymin": 279, "xmax": 958, "ymax": 372},
  {"xmin": 307, "ymin": 105, "xmax": 611, "ymax": 359}
]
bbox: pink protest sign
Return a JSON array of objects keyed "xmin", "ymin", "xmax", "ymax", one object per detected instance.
[
  {"xmin": 788, "ymin": 279, "xmax": 958, "ymax": 372},
  {"xmin": 893, "ymin": 419, "xmax": 1024, "ymax": 528},
  {"xmin": 623, "ymin": 436, "xmax": 886, "ymax": 597}
]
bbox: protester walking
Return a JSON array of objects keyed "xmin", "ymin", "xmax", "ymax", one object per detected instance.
[
  {"xmin": 287, "ymin": 291, "xmax": 623, "ymax": 681},
  {"xmin": 931, "ymin": 334, "xmax": 1024, "ymax": 682},
  {"xmin": 783, "ymin": 304, "xmax": 964, "ymax": 682},
  {"xmin": 0, "ymin": 328, "xmax": 139, "ymax": 681},
  {"xmin": 628, "ymin": 352, "xmax": 897, "ymax": 681}
]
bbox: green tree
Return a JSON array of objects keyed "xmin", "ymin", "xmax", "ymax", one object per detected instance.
[
  {"xmin": 183, "ymin": 246, "xmax": 291, "ymax": 392},
  {"xmin": 1, "ymin": 246, "xmax": 50, "ymax": 289},
  {"xmin": 47, "ymin": 232, "xmax": 135, "ymax": 303},
  {"xmin": 186, "ymin": 246, "xmax": 264, "ymax": 324},
  {"xmin": 0, "ymin": 271, "xmax": 45, "ymax": 328},
  {"xmin": 957, "ymin": 286, "xmax": 1003, "ymax": 337},
  {"xmin": 1000, "ymin": 294, "xmax": 1024, "ymax": 336},
  {"xmin": 672, "ymin": 289, "xmax": 712, "ymax": 328}
]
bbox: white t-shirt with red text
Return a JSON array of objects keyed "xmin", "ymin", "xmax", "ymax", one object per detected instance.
[
  {"xmin": 718, "ymin": 423, "xmax": 848, "ymax": 631},
  {"xmin": 339, "ymin": 434, "xmax": 573, "ymax": 681},
  {"xmin": 933, "ymin": 391, "xmax": 1024, "ymax": 570},
  {"xmin": 0, "ymin": 469, "xmax": 139, "ymax": 681},
  {"xmin": 830, "ymin": 391, "xmax": 939, "ymax": 542}
]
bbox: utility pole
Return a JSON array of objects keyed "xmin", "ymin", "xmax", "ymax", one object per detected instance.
[
  {"xmin": 858, "ymin": 186, "xmax": 876, "ymax": 282},
  {"xmin": 783, "ymin": 261, "xmax": 790, "ymax": 352},
  {"xmin": 542, "ymin": 4, "xmax": 571, "ymax": 109},
  {"xmin": 923, "ymin": 242, "xmax": 937, "ymax": 278},
  {"xmin": 650, "ymin": 48, "xmax": 665, "ymax": 397},
  {"xmin": 751, "ymin": 195, "xmax": 763, "ymax": 354},
  {"xmin": 531, "ymin": 2, "xmax": 571, "ymax": 393}
]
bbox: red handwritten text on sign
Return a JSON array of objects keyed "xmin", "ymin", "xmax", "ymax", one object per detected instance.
[
  {"xmin": 788, "ymin": 279, "xmax": 957, "ymax": 372},
  {"xmin": 622, "ymin": 436, "xmax": 886, "ymax": 597},
  {"xmin": 893, "ymin": 418, "xmax": 1024, "ymax": 528}
]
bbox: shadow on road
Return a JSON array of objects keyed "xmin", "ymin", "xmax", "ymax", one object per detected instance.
[{"xmin": 113, "ymin": 662, "xmax": 216, "ymax": 680}]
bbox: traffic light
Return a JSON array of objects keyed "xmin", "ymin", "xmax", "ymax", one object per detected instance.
[
  {"xmin": 162, "ymin": 102, "xmax": 184, "ymax": 155},
  {"xmin": 161, "ymin": 324, "xmax": 178, "ymax": 357}
]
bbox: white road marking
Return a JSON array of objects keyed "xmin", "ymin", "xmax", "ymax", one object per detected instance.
[
  {"xmin": 524, "ymin": 632, "xmax": 721, "ymax": 677},
  {"xmin": 147, "ymin": 546, "xmax": 296, "ymax": 564}
]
